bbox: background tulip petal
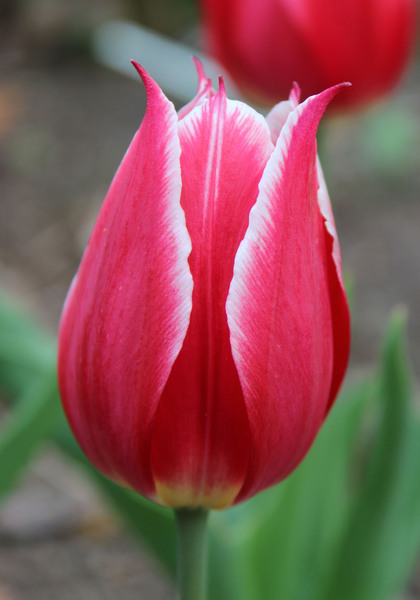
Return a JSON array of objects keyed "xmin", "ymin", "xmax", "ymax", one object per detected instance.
[
  {"xmin": 150, "ymin": 83, "xmax": 274, "ymax": 509},
  {"xmin": 202, "ymin": 0, "xmax": 326, "ymax": 104},
  {"xmin": 227, "ymin": 85, "xmax": 347, "ymax": 502},
  {"xmin": 202, "ymin": 0, "xmax": 417, "ymax": 109},
  {"xmin": 58, "ymin": 65, "xmax": 192, "ymax": 501}
]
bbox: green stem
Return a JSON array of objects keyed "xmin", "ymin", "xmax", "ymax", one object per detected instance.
[{"xmin": 175, "ymin": 508, "xmax": 209, "ymax": 600}]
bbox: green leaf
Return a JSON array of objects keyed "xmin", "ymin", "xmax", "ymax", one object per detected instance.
[
  {"xmin": 0, "ymin": 332, "xmax": 56, "ymax": 371},
  {"xmin": 243, "ymin": 378, "xmax": 372, "ymax": 600},
  {"xmin": 0, "ymin": 296, "xmax": 56, "ymax": 398},
  {"xmin": 361, "ymin": 106, "xmax": 419, "ymax": 175},
  {"xmin": 0, "ymin": 369, "xmax": 61, "ymax": 502},
  {"xmin": 209, "ymin": 505, "xmax": 265, "ymax": 600},
  {"xmin": 324, "ymin": 308, "xmax": 420, "ymax": 600}
]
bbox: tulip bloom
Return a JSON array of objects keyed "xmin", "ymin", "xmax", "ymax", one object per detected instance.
[
  {"xmin": 201, "ymin": 0, "xmax": 417, "ymax": 109},
  {"xmin": 58, "ymin": 61, "xmax": 350, "ymax": 510}
]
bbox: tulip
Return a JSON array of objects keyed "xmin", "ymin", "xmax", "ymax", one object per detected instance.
[
  {"xmin": 201, "ymin": 0, "xmax": 417, "ymax": 109},
  {"xmin": 58, "ymin": 60, "xmax": 350, "ymax": 511}
]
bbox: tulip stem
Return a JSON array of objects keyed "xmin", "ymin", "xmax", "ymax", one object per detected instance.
[{"xmin": 175, "ymin": 508, "xmax": 209, "ymax": 600}]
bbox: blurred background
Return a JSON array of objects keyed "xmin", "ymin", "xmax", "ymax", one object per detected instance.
[{"xmin": 0, "ymin": 0, "xmax": 419, "ymax": 598}]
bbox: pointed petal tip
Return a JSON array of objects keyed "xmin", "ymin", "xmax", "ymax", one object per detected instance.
[
  {"xmin": 296, "ymin": 81, "xmax": 353, "ymax": 122},
  {"xmin": 130, "ymin": 60, "xmax": 153, "ymax": 86},
  {"xmin": 321, "ymin": 81, "xmax": 352, "ymax": 103},
  {"xmin": 192, "ymin": 55, "xmax": 206, "ymax": 78},
  {"xmin": 130, "ymin": 59, "xmax": 142, "ymax": 76},
  {"xmin": 129, "ymin": 61, "xmax": 172, "ymax": 116},
  {"xmin": 217, "ymin": 75, "xmax": 227, "ymax": 98},
  {"xmin": 289, "ymin": 82, "xmax": 301, "ymax": 107},
  {"xmin": 130, "ymin": 60, "xmax": 153, "ymax": 91},
  {"xmin": 335, "ymin": 81, "xmax": 352, "ymax": 92},
  {"xmin": 191, "ymin": 56, "xmax": 213, "ymax": 95},
  {"xmin": 287, "ymin": 81, "xmax": 350, "ymax": 112}
]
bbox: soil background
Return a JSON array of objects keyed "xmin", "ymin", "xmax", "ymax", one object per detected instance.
[{"xmin": 0, "ymin": 1, "xmax": 419, "ymax": 599}]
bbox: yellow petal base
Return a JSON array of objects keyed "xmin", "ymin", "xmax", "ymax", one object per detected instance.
[{"xmin": 155, "ymin": 480, "xmax": 241, "ymax": 510}]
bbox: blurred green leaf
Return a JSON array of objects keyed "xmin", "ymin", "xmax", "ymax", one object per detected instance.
[
  {"xmin": 0, "ymin": 331, "xmax": 56, "ymax": 371},
  {"xmin": 324, "ymin": 308, "xmax": 420, "ymax": 600},
  {"xmin": 235, "ymin": 377, "xmax": 372, "ymax": 600},
  {"xmin": 361, "ymin": 106, "xmax": 419, "ymax": 174},
  {"xmin": 0, "ymin": 369, "xmax": 61, "ymax": 502},
  {"xmin": 0, "ymin": 296, "xmax": 56, "ymax": 398},
  {"xmin": 209, "ymin": 502, "xmax": 266, "ymax": 600}
]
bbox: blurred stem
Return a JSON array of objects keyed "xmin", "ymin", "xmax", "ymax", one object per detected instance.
[{"xmin": 175, "ymin": 508, "xmax": 209, "ymax": 600}]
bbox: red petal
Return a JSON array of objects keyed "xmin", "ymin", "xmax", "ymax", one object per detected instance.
[
  {"xmin": 58, "ymin": 65, "xmax": 192, "ymax": 501},
  {"xmin": 202, "ymin": 0, "xmax": 416, "ymax": 109},
  {"xmin": 227, "ymin": 84, "xmax": 349, "ymax": 502},
  {"xmin": 150, "ymin": 83, "xmax": 274, "ymax": 508}
]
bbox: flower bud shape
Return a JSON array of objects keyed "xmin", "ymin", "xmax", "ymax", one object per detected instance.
[
  {"xmin": 201, "ymin": 0, "xmax": 417, "ymax": 109},
  {"xmin": 58, "ymin": 61, "xmax": 350, "ymax": 510}
]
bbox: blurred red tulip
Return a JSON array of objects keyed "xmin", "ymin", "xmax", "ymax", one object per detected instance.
[
  {"xmin": 58, "ymin": 62, "xmax": 350, "ymax": 510},
  {"xmin": 201, "ymin": 0, "xmax": 418, "ymax": 109}
]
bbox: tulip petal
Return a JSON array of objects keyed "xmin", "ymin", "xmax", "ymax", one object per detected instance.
[
  {"xmin": 227, "ymin": 85, "xmax": 348, "ymax": 502},
  {"xmin": 150, "ymin": 82, "xmax": 274, "ymax": 508},
  {"xmin": 178, "ymin": 57, "xmax": 216, "ymax": 120},
  {"xmin": 265, "ymin": 83, "xmax": 300, "ymax": 144},
  {"xmin": 58, "ymin": 65, "xmax": 192, "ymax": 501},
  {"xmin": 316, "ymin": 158, "xmax": 350, "ymax": 409},
  {"xmin": 203, "ymin": 0, "xmax": 417, "ymax": 109}
]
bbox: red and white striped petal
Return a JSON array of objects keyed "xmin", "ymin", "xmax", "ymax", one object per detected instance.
[
  {"xmin": 150, "ymin": 82, "xmax": 274, "ymax": 509},
  {"xmin": 265, "ymin": 82, "xmax": 301, "ymax": 144},
  {"xmin": 58, "ymin": 65, "xmax": 192, "ymax": 502},
  {"xmin": 227, "ymin": 85, "xmax": 346, "ymax": 502},
  {"xmin": 178, "ymin": 57, "xmax": 216, "ymax": 120}
]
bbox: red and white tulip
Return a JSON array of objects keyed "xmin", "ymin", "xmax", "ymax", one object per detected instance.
[{"xmin": 58, "ymin": 62, "xmax": 350, "ymax": 509}]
